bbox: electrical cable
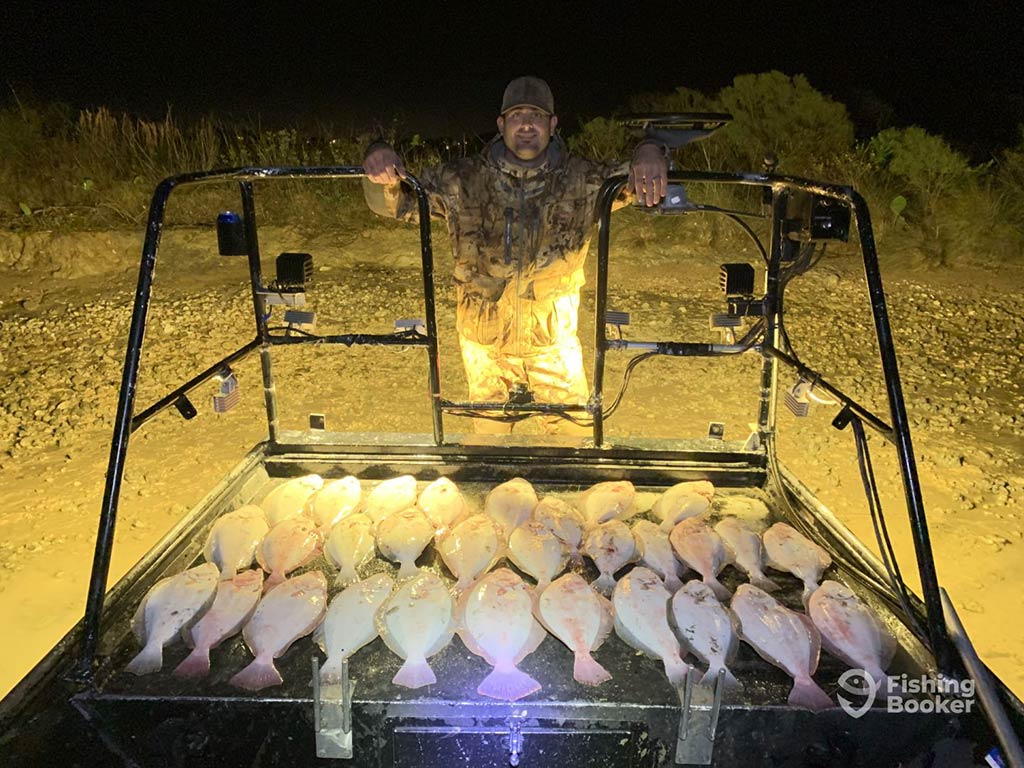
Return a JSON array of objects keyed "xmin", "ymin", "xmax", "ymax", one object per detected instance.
[
  {"xmin": 850, "ymin": 415, "xmax": 927, "ymax": 639},
  {"xmin": 763, "ymin": 432, "xmax": 902, "ymax": 608},
  {"xmin": 264, "ymin": 326, "xmax": 425, "ymax": 341},
  {"xmin": 600, "ymin": 316, "xmax": 767, "ymax": 422},
  {"xmin": 724, "ymin": 212, "xmax": 769, "ymax": 265}
]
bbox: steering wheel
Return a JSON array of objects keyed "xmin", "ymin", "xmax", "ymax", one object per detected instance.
[{"xmin": 620, "ymin": 112, "xmax": 732, "ymax": 150}]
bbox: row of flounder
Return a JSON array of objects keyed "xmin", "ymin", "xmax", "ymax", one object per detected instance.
[{"xmin": 127, "ymin": 475, "xmax": 894, "ymax": 709}]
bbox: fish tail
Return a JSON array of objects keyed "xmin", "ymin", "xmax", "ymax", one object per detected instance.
[
  {"xmin": 705, "ymin": 575, "xmax": 732, "ymax": 601},
  {"xmin": 700, "ymin": 663, "xmax": 743, "ymax": 693},
  {"xmin": 750, "ymin": 572, "xmax": 781, "ymax": 592},
  {"xmin": 334, "ymin": 567, "xmax": 358, "ymax": 588},
  {"xmin": 125, "ymin": 641, "xmax": 164, "ymax": 676},
  {"xmin": 219, "ymin": 564, "xmax": 235, "ymax": 580},
  {"xmin": 397, "ymin": 560, "xmax": 421, "ymax": 580},
  {"xmin": 789, "ymin": 676, "xmax": 833, "ymax": 711},
  {"xmin": 263, "ymin": 571, "xmax": 285, "ymax": 593},
  {"xmin": 663, "ymin": 570, "xmax": 684, "ymax": 593},
  {"xmin": 572, "ymin": 649, "xmax": 612, "ymax": 686},
  {"xmin": 229, "ymin": 656, "xmax": 283, "ymax": 691},
  {"xmin": 801, "ymin": 581, "xmax": 819, "ymax": 609},
  {"xmin": 392, "ymin": 656, "xmax": 436, "ymax": 689},
  {"xmin": 477, "ymin": 662, "xmax": 541, "ymax": 701},
  {"xmin": 593, "ymin": 573, "xmax": 616, "ymax": 595},
  {"xmin": 659, "ymin": 518, "xmax": 675, "ymax": 533},
  {"xmin": 172, "ymin": 646, "xmax": 212, "ymax": 679},
  {"xmin": 319, "ymin": 656, "xmax": 346, "ymax": 685}
]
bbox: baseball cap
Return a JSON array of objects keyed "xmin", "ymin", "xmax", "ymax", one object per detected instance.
[{"xmin": 501, "ymin": 76, "xmax": 554, "ymax": 115}]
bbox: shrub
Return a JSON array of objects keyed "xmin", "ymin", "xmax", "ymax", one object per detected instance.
[
  {"xmin": 866, "ymin": 126, "xmax": 1022, "ymax": 264},
  {"xmin": 566, "ymin": 117, "xmax": 631, "ymax": 162},
  {"xmin": 867, "ymin": 126, "xmax": 972, "ymax": 219},
  {"xmin": 715, "ymin": 72, "xmax": 855, "ymax": 175}
]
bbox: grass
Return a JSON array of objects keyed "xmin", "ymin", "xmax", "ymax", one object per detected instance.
[{"xmin": 2, "ymin": 75, "xmax": 1021, "ymax": 267}]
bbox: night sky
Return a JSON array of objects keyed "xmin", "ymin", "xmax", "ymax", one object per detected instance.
[{"xmin": 3, "ymin": 1, "xmax": 1022, "ymax": 156}]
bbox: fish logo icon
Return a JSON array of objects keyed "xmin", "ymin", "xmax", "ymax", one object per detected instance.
[{"xmin": 837, "ymin": 669, "xmax": 879, "ymax": 719}]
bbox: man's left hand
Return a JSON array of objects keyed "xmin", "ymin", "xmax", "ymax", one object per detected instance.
[{"xmin": 628, "ymin": 143, "xmax": 669, "ymax": 207}]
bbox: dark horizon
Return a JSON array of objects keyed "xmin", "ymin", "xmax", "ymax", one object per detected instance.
[{"xmin": 3, "ymin": 2, "xmax": 1021, "ymax": 157}]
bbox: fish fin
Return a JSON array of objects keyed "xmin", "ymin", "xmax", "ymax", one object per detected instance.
[
  {"xmin": 477, "ymin": 663, "xmax": 541, "ymax": 701},
  {"xmin": 573, "ymin": 650, "xmax": 612, "ymax": 686},
  {"xmin": 173, "ymin": 647, "xmax": 212, "ymax": 679},
  {"xmin": 593, "ymin": 591, "xmax": 615, "ymax": 651},
  {"xmin": 801, "ymin": 582, "xmax": 820, "ymax": 610},
  {"xmin": 876, "ymin": 615, "xmax": 899, "ymax": 668},
  {"xmin": 229, "ymin": 657, "xmax": 283, "ymax": 691},
  {"xmin": 593, "ymin": 572, "xmax": 616, "ymax": 595},
  {"xmin": 334, "ymin": 567, "xmax": 358, "ymax": 588},
  {"xmin": 125, "ymin": 641, "xmax": 164, "ymax": 676},
  {"xmin": 663, "ymin": 571, "xmax": 684, "ymax": 594},
  {"xmin": 658, "ymin": 517, "xmax": 674, "ymax": 533},
  {"xmin": 397, "ymin": 560, "xmax": 420, "ymax": 580},
  {"xmin": 762, "ymin": 551, "xmax": 783, "ymax": 571},
  {"xmin": 456, "ymin": 627, "xmax": 492, "ymax": 664},
  {"xmin": 788, "ymin": 676, "xmax": 833, "ymax": 711},
  {"xmin": 750, "ymin": 574, "xmax": 781, "ymax": 592},
  {"xmin": 705, "ymin": 576, "xmax": 732, "ymax": 601},
  {"xmin": 700, "ymin": 664, "xmax": 743, "ymax": 694},
  {"xmin": 219, "ymin": 564, "xmax": 235, "ymax": 580},
  {"xmin": 392, "ymin": 657, "xmax": 436, "ymax": 689},
  {"xmin": 796, "ymin": 612, "xmax": 823, "ymax": 674},
  {"xmin": 664, "ymin": 654, "xmax": 689, "ymax": 687},
  {"xmin": 129, "ymin": 591, "xmax": 150, "ymax": 644},
  {"xmin": 515, "ymin": 616, "xmax": 548, "ymax": 664},
  {"xmin": 264, "ymin": 571, "xmax": 285, "ymax": 593}
]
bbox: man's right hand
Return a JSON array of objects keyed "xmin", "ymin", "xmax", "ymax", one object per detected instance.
[{"xmin": 363, "ymin": 144, "xmax": 407, "ymax": 185}]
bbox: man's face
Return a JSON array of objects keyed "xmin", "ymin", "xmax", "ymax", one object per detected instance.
[{"xmin": 497, "ymin": 107, "xmax": 558, "ymax": 162}]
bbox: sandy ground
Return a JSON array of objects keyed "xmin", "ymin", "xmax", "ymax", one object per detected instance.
[{"xmin": 0, "ymin": 213, "xmax": 1021, "ymax": 707}]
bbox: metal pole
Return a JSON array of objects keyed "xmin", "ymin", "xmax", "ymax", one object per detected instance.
[
  {"xmin": 592, "ymin": 178, "xmax": 627, "ymax": 447},
  {"xmin": 131, "ymin": 340, "xmax": 261, "ymax": 432},
  {"xmin": 852, "ymin": 191, "xmax": 952, "ymax": 672},
  {"xmin": 404, "ymin": 174, "xmax": 444, "ymax": 444},
  {"xmin": 75, "ymin": 179, "xmax": 174, "ymax": 681},
  {"xmin": 757, "ymin": 190, "xmax": 787, "ymax": 442},
  {"xmin": 239, "ymin": 182, "xmax": 280, "ymax": 444},
  {"xmin": 941, "ymin": 589, "xmax": 1024, "ymax": 768}
]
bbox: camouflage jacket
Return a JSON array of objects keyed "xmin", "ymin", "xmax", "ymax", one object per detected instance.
[{"xmin": 363, "ymin": 135, "xmax": 629, "ymax": 350}]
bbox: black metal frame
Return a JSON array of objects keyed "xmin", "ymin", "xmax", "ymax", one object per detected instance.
[
  {"xmin": 78, "ymin": 167, "xmax": 444, "ymax": 680},
  {"xmin": 77, "ymin": 164, "xmax": 950, "ymax": 689},
  {"xmin": 592, "ymin": 171, "xmax": 950, "ymax": 671}
]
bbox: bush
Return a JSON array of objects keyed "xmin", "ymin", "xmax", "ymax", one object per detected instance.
[
  {"xmin": 715, "ymin": 72, "xmax": 855, "ymax": 175},
  {"xmin": 993, "ymin": 127, "xmax": 1024, "ymax": 227},
  {"xmin": 865, "ymin": 126, "xmax": 1022, "ymax": 264},
  {"xmin": 566, "ymin": 117, "xmax": 631, "ymax": 162},
  {"xmin": 868, "ymin": 127, "xmax": 972, "ymax": 218}
]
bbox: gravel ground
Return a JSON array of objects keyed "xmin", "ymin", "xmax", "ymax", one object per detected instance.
[{"xmin": 0, "ymin": 218, "xmax": 1021, "ymax": 704}]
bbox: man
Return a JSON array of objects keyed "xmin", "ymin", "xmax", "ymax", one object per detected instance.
[{"xmin": 363, "ymin": 76, "xmax": 668, "ymax": 434}]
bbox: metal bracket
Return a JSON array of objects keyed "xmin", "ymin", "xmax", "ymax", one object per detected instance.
[
  {"xmin": 505, "ymin": 717, "xmax": 524, "ymax": 767},
  {"xmin": 675, "ymin": 666, "xmax": 724, "ymax": 765},
  {"xmin": 312, "ymin": 656, "xmax": 355, "ymax": 760}
]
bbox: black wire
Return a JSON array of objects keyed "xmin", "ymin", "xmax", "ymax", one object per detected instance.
[
  {"xmin": 850, "ymin": 415, "xmax": 927, "ymax": 638},
  {"xmin": 774, "ymin": 242, "xmax": 823, "ymax": 363},
  {"xmin": 764, "ymin": 433, "xmax": 902, "ymax": 607},
  {"xmin": 724, "ymin": 213, "xmax": 769, "ymax": 265},
  {"xmin": 264, "ymin": 327, "xmax": 425, "ymax": 341},
  {"xmin": 602, "ymin": 351, "xmax": 659, "ymax": 419}
]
